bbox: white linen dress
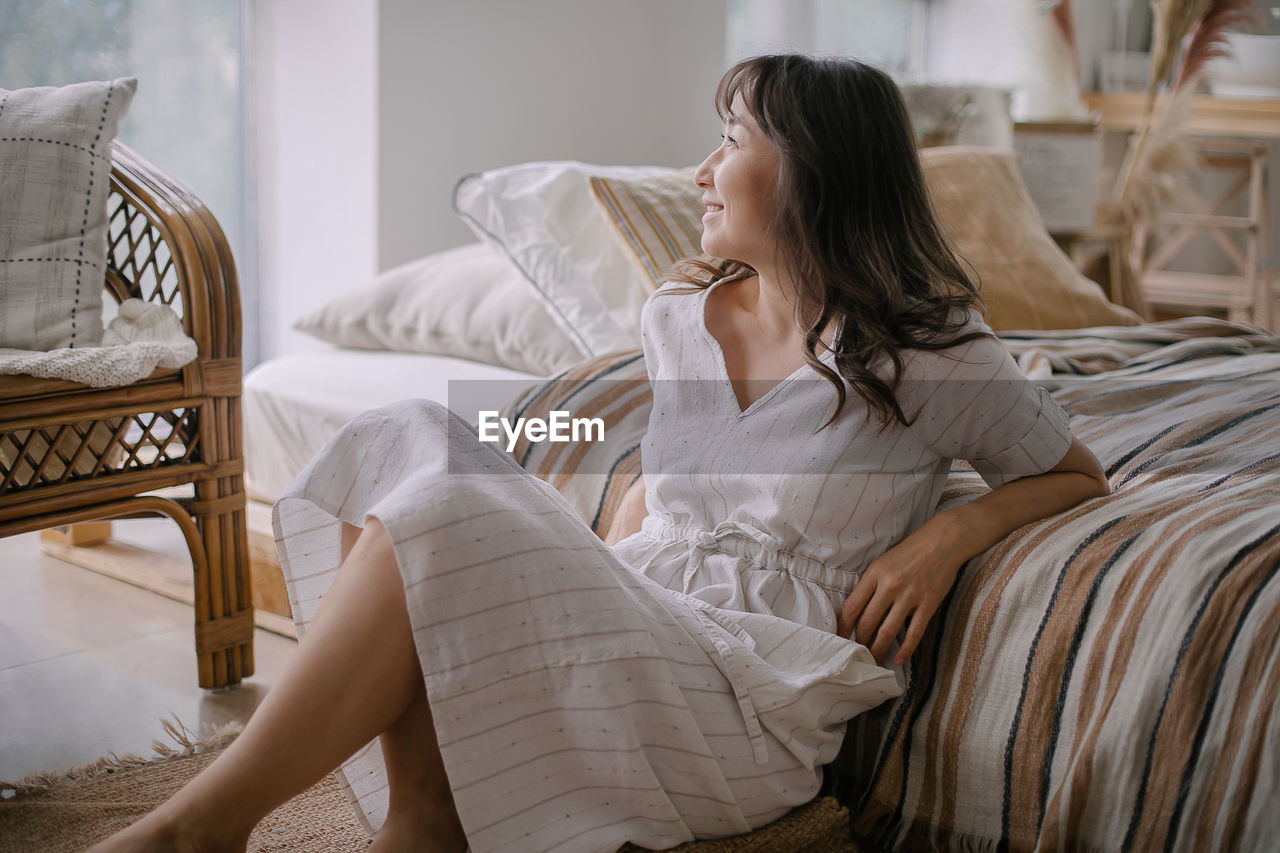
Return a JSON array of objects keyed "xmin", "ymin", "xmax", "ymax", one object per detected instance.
[{"xmin": 273, "ymin": 276, "xmax": 1073, "ymax": 853}]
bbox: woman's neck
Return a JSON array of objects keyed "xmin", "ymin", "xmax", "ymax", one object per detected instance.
[
  {"xmin": 746, "ymin": 268, "xmax": 836, "ymax": 349},
  {"xmin": 737, "ymin": 268, "xmax": 793, "ymax": 338}
]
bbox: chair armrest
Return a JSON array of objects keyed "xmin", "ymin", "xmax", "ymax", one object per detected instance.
[{"xmin": 106, "ymin": 141, "xmax": 242, "ymax": 366}]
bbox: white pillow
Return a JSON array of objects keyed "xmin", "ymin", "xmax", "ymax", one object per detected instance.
[
  {"xmin": 453, "ymin": 161, "xmax": 680, "ymax": 359},
  {"xmin": 292, "ymin": 242, "xmax": 582, "ymax": 377},
  {"xmin": 0, "ymin": 78, "xmax": 137, "ymax": 350}
]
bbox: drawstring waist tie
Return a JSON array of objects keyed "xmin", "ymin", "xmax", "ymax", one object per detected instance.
[
  {"xmin": 640, "ymin": 516, "xmax": 861, "ymax": 595},
  {"xmin": 637, "ymin": 516, "xmax": 868, "ymax": 765}
]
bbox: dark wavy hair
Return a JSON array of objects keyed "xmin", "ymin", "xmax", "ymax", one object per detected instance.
[{"xmin": 667, "ymin": 54, "xmax": 987, "ymax": 429}]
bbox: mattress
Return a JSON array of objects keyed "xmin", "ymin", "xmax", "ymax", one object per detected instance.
[{"xmin": 243, "ymin": 348, "xmax": 543, "ymax": 502}]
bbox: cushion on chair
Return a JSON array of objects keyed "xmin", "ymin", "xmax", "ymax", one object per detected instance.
[{"xmin": 0, "ymin": 77, "xmax": 137, "ymax": 350}]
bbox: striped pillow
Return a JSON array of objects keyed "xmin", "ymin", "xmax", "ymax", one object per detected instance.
[
  {"xmin": 589, "ymin": 168, "xmax": 702, "ymax": 288},
  {"xmin": 499, "ymin": 349, "xmax": 650, "ymax": 536}
]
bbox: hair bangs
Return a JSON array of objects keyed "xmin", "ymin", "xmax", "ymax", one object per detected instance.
[{"xmin": 714, "ymin": 56, "xmax": 770, "ymax": 129}]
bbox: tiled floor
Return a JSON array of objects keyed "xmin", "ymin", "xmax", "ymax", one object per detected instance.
[{"xmin": 0, "ymin": 523, "xmax": 297, "ymax": 783}]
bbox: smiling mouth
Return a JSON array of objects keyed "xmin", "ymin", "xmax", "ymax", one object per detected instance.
[{"xmin": 703, "ymin": 203, "xmax": 724, "ymax": 220}]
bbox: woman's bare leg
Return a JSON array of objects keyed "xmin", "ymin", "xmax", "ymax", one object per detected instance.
[
  {"xmin": 351, "ymin": 522, "xmax": 465, "ymax": 851},
  {"xmin": 369, "ymin": 676, "xmax": 466, "ymax": 851},
  {"xmin": 86, "ymin": 518, "xmax": 465, "ymax": 853}
]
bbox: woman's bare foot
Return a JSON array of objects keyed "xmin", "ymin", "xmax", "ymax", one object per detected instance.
[{"xmin": 367, "ymin": 807, "xmax": 467, "ymax": 853}]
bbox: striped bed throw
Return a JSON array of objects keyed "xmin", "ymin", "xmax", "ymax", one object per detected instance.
[
  {"xmin": 500, "ymin": 349, "xmax": 650, "ymax": 535},
  {"xmin": 503, "ymin": 318, "xmax": 1280, "ymax": 852}
]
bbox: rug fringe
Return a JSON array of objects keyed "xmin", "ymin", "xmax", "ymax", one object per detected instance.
[{"xmin": 0, "ymin": 714, "xmax": 243, "ymax": 799}]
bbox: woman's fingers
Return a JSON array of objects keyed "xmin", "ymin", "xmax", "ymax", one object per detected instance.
[
  {"xmin": 896, "ymin": 608, "xmax": 930, "ymax": 665},
  {"xmin": 895, "ymin": 591, "xmax": 946, "ymax": 664},
  {"xmin": 840, "ymin": 548, "xmax": 953, "ymax": 664},
  {"xmin": 854, "ymin": 586, "xmax": 893, "ymax": 648},
  {"xmin": 869, "ymin": 601, "xmax": 911, "ymax": 663},
  {"xmin": 844, "ymin": 577, "xmax": 944, "ymax": 665},
  {"xmin": 837, "ymin": 577, "xmax": 875, "ymax": 639}
]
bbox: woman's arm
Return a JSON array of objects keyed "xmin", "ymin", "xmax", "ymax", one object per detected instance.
[
  {"xmin": 836, "ymin": 436, "xmax": 1109, "ymax": 665},
  {"xmin": 603, "ymin": 475, "xmax": 648, "ymax": 546}
]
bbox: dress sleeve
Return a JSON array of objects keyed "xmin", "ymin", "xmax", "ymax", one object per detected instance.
[{"xmin": 903, "ymin": 316, "xmax": 1073, "ymax": 490}]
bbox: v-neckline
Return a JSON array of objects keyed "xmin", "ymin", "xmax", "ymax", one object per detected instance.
[{"xmin": 698, "ymin": 276, "xmax": 837, "ymax": 418}]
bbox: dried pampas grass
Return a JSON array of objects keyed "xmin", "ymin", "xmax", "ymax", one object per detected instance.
[
  {"xmin": 1149, "ymin": 0, "xmax": 1208, "ymax": 98},
  {"xmin": 1100, "ymin": 87, "xmax": 1201, "ymax": 316},
  {"xmin": 1175, "ymin": 0, "xmax": 1259, "ymax": 90},
  {"xmin": 1104, "ymin": 0, "xmax": 1255, "ymax": 318},
  {"xmin": 1100, "ymin": 85, "xmax": 1199, "ymax": 233}
]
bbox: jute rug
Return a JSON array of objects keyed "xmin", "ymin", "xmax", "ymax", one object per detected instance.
[
  {"xmin": 0, "ymin": 719, "xmax": 366, "ymax": 853},
  {"xmin": 0, "ymin": 720, "xmax": 861, "ymax": 852}
]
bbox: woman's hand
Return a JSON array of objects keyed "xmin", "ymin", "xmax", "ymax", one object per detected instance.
[
  {"xmin": 837, "ymin": 436, "xmax": 1110, "ymax": 667},
  {"xmin": 603, "ymin": 475, "xmax": 647, "ymax": 546},
  {"xmin": 836, "ymin": 514, "xmax": 969, "ymax": 666}
]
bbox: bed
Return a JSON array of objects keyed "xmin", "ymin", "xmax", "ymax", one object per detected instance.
[
  {"xmin": 242, "ymin": 147, "xmax": 1280, "ymax": 851},
  {"xmin": 244, "ymin": 349, "xmax": 539, "ymax": 503}
]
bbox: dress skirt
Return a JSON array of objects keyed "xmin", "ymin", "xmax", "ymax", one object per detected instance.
[{"xmin": 273, "ymin": 400, "xmax": 900, "ymax": 853}]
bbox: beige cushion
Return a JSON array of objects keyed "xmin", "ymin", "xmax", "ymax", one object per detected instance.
[
  {"xmin": 919, "ymin": 146, "xmax": 1141, "ymax": 329},
  {"xmin": 589, "ymin": 148, "xmax": 1141, "ymax": 332},
  {"xmin": 0, "ymin": 78, "xmax": 137, "ymax": 350},
  {"xmin": 293, "ymin": 242, "xmax": 582, "ymax": 376}
]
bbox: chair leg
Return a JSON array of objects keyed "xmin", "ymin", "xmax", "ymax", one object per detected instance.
[{"xmin": 189, "ymin": 475, "xmax": 255, "ymax": 689}]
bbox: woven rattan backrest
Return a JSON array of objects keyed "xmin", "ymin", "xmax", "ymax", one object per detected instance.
[{"xmin": 106, "ymin": 183, "xmax": 183, "ymax": 316}]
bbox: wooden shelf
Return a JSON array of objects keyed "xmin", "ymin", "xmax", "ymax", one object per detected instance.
[{"xmin": 1085, "ymin": 92, "xmax": 1280, "ymax": 139}]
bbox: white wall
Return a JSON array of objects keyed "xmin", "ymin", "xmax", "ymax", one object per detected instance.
[
  {"xmin": 254, "ymin": 0, "xmax": 729, "ymax": 361},
  {"xmin": 254, "ymin": 0, "xmax": 379, "ymax": 362},
  {"xmin": 376, "ymin": 0, "xmax": 728, "ymax": 269}
]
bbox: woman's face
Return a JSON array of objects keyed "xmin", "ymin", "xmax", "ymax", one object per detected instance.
[{"xmin": 693, "ymin": 93, "xmax": 780, "ymax": 269}]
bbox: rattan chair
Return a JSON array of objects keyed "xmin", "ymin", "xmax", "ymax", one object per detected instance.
[{"xmin": 0, "ymin": 141, "xmax": 253, "ymax": 689}]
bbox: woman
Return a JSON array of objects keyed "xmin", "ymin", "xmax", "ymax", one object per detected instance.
[{"xmin": 90, "ymin": 55, "xmax": 1108, "ymax": 853}]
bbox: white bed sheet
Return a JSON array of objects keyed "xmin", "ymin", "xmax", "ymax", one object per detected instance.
[{"xmin": 244, "ymin": 348, "xmax": 544, "ymax": 502}]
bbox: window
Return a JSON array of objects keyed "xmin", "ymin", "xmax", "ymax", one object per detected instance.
[
  {"xmin": 727, "ymin": 0, "xmax": 925, "ymax": 78},
  {"xmin": 1, "ymin": 0, "xmax": 257, "ymax": 365}
]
